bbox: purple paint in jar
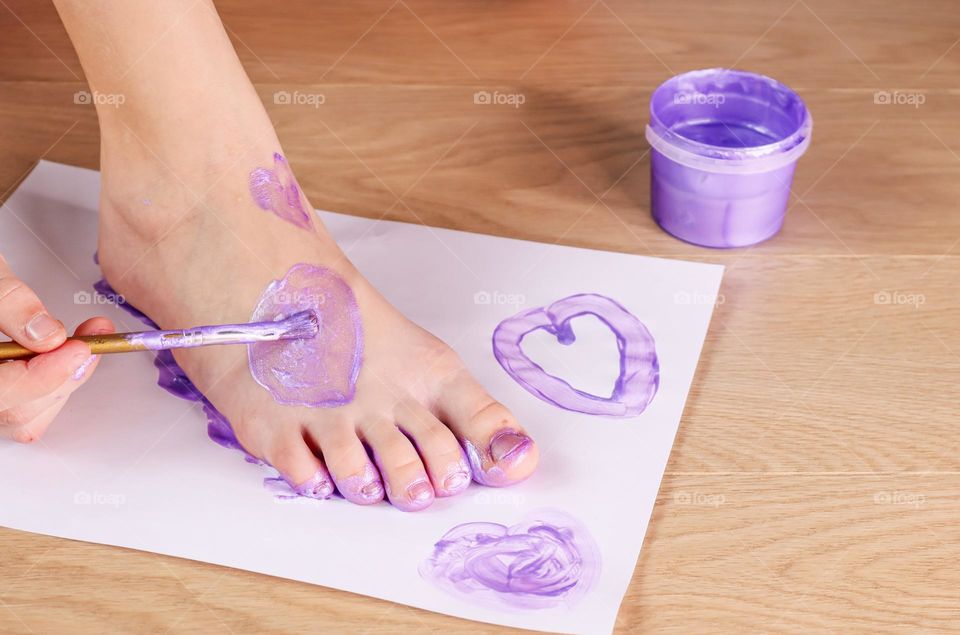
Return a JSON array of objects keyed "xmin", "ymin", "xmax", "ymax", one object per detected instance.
[{"xmin": 646, "ymin": 68, "xmax": 812, "ymax": 248}]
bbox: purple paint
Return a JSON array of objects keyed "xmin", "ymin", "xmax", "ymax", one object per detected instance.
[
  {"xmin": 248, "ymin": 153, "xmax": 313, "ymax": 229},
  {"xmin": 493, "ymin": 293, "xmax": 659, "ymax": 417},
  {"xmin": 248, "ymin": 264, "xmax": 363, "ymax": 408},
  {"xmin": 71, "ymin": 355, "xmax": 96, "ymax": 381},
  {"xmin": 647, "ymin": 68, "xmax": 812, "ymax": 248},
  {"xmin": 420, "ymin": 510, "xmax": 600, "ymax": 609},
  {"xmin": 464, "ymin": 429, "xmax": 534, "ymax": 487}
]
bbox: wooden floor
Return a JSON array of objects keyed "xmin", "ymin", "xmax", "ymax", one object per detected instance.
[{"xmin": 2, "ymin": 1, "xmax": 959, "ymax": 632}]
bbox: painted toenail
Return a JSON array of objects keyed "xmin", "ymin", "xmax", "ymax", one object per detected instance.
[
  {"xmin": 361, "ymin": 479, "xmax": 384, "ymax": 500},
  {"xmin": 463, "ymin": 429, "xmax": 536, "ymax": 487},
  {"xmin": 489, "ymin": 429, "xmax": 533, "ymax": 464},
  {"xmin": 293, "ymin": 471, "xmax": 334, "ymax": 499},
  {"xmin": 442, "ymin": 471, "xmax": 470, "ymax": 493},
  {"xmin": 407, "ymin": 479, "xmax": 433, "ymax": 502}
]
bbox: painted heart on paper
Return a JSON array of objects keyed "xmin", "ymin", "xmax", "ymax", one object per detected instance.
[{"xmin": 492, "ymin": 293, "xmax": 659, "ymax": 417}]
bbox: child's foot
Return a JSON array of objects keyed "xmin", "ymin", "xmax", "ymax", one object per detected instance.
[{"xmin": 95, "ymin": 117, "xmax": 538, "ymax": 511}]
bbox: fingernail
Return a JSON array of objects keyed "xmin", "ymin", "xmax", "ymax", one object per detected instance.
[
  {"xmin": 442, "ymin": 470, "xmax": 470, "ymax": 493},
  {"xmin": 490, "ymin": 430, "xmax": 533, "ymax": 464},
  {"xmin": 71, "ymin": 354, "xmax": 96, "ymax": 381},
  {"xmin": 26, "ymin": 313, "xmax": 60, "ymax": 341},
  {"xmin": 406, "ymin": 478, "xmax": 433, "ymax": 502}
]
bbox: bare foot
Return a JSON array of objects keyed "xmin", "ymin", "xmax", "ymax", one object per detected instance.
[{"xmin": 95, "ymin": 123, "xmax": 538, "ymax": 511}]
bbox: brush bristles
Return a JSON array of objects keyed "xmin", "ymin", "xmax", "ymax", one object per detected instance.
[{"xmin": 279, "ymin": 310, "xmax": 320, "ymax": 340}]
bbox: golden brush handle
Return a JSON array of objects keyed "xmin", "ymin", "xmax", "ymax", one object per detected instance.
[{"xmin": 0, "ymin": 334, "xmax": 148, "ymax": 361}]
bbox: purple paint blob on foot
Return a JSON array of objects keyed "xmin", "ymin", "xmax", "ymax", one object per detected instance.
[
  {"xmin": 493, "ymin": 293, "xmax": 659, "ymax": 417},
  {"xmin": 249, "ymin": 153, "xmax": 312, "ymax": 229},
  {"xmin": 420, "ymin": 510, "xmax": 600, "ymax": 609},
  {"xmin": 249, "ymin": 264, "xmax": 363, "ymax": 408}
]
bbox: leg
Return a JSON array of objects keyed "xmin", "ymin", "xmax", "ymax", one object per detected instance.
[{"xmin": 52, "ymin": 0, "xmax": 538, "ymax": 510}]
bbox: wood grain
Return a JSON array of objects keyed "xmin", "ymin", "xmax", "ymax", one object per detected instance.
[{"xmin": 1, "ymin": 0, "xmax": 959, "ymax": 632}]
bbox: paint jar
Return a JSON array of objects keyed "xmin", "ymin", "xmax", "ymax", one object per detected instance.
[{"xmin": 646, "ymin": 68, "xmax": 812, "ymax": 248}]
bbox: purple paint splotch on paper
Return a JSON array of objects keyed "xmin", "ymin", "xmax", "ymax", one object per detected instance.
[
  {"xmin": 420, "ymin": 510, "xmax": 600, "ymax": 610},
  {"xmin": 493, "ymin": 293, "xmax": 659, "ymax": 417},
  {"xmin": 248, "ymin": 263, "xmax": 363, "ymax": 408},
  {"xmin": 248, "ymin": 152, "xmax": 313, "ymax": 230}
]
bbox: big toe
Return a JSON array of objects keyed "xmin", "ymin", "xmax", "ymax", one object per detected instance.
[{"xmin": 437, "ymin": 371, "xmax": 539, "ymax": 487}]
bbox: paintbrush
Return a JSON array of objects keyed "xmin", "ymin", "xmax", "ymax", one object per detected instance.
[{"xmin": 0, "ymin": 310, "xmax": 319, "ymax": 361}]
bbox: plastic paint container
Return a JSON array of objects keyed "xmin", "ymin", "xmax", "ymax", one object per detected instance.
[{"xmin": 646, "ymin": 68, "xmax": 812, "ymax": 248}]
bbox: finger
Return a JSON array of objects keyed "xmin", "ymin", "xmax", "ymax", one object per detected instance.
[
  {"xmin": 0, "ymin": 340, "xmax": 92, "ymax": 410},
  {"xmin": 0, "ymin": 390, "xmax": 70, "ymax": 443},
  {"xmin": 64, "ymin": 316, "xmax": 114, "ymax": 384},
  {"xmin": 74, "ymin": 316, "xmax": 115, "ymax": 338},
  {"xmin": 0, "ymin": 319, "xmax": 113, "ymax": 442},
  {"xmin": 0, "ymin": 255, "xmax": 66, "ymax": 352},
  {"xmin": 0, "ymin": 395, "xmax": 67, "ymax": 443}
]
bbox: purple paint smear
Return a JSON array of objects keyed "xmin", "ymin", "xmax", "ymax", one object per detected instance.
[
  {"xmin": 493, "ymin": 293, "xmax": 659, "ymax": 417},
  {"xmin": 248, "ymin": 153, "xmax": 312, "ymax": 229},
  {"xmin": 248, "ymin": 264, "xmax": 363, "ymax": 408},
  {"xmin": 420, "ymin": 510, "xmax": 600, "ymax": 609}
]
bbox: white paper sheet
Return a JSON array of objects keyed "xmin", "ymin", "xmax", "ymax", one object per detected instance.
[{"xmin": 0, "ymin": 161, "xmax": 723, "ymax": 634}]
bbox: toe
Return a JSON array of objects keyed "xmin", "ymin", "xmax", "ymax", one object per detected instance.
[
  {"xmin": 436, "ymin": 370, "xmax": 539, "ymax": 487},
  {"xmin": 308, "ymin": 422, "xmax": 384, "ymax": 505},
  {"xmin": 362, "ymin": 420, "xmax": 434, "ymax": 512},
  {"xmin": 263, "ymin": 430, "xmax": 335, "ymax": 499},
  {"xmin": 396, "ymin": 401, "xmax": 470, "ymax": 497}
]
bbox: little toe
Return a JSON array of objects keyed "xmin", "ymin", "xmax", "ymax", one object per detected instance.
[
  {"xmin": 363, "ymin": 420, "xmax": 434, "ymax": 512},
  {"xmin": 263, "ymin": 430, "xmax": 335, "ymax": 499},
  {"xmin": 437, "ymin": 371, "xmax": 539, "ymax": 487},
  {"xmin": 308, "ymin": 422, "xmax": 384, "ymax": 505},
  {"xmin": 396, "ymin": 401, "xmax": 471, "ymax": 497}
]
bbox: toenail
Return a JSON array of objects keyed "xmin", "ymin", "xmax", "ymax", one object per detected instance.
[
  {"xmin": 293, "ymin": 471, "xmax": 334, "ymax": 499},
  {"xmin": 442, "ymin": 471, "xmax": 470, "ymax": 493},
  {"xmin": 489, "ymin": 429, "xmax": 533, "ymax": 464},
  {"xmin": 360, "ymin": 479, "xmax": 384, "ymax": 500},
  {"xmin": 26, "ymin": 313, "xmax": 59, "ymax": 341},
  {"xmin": 406, "ymin": 478, "xmax": 433, "ymax": 502}
]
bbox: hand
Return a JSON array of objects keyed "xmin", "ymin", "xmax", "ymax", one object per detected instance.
[{"xmin": 0, "ymin": 255, "xmax": 114, "ymax": 443}]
